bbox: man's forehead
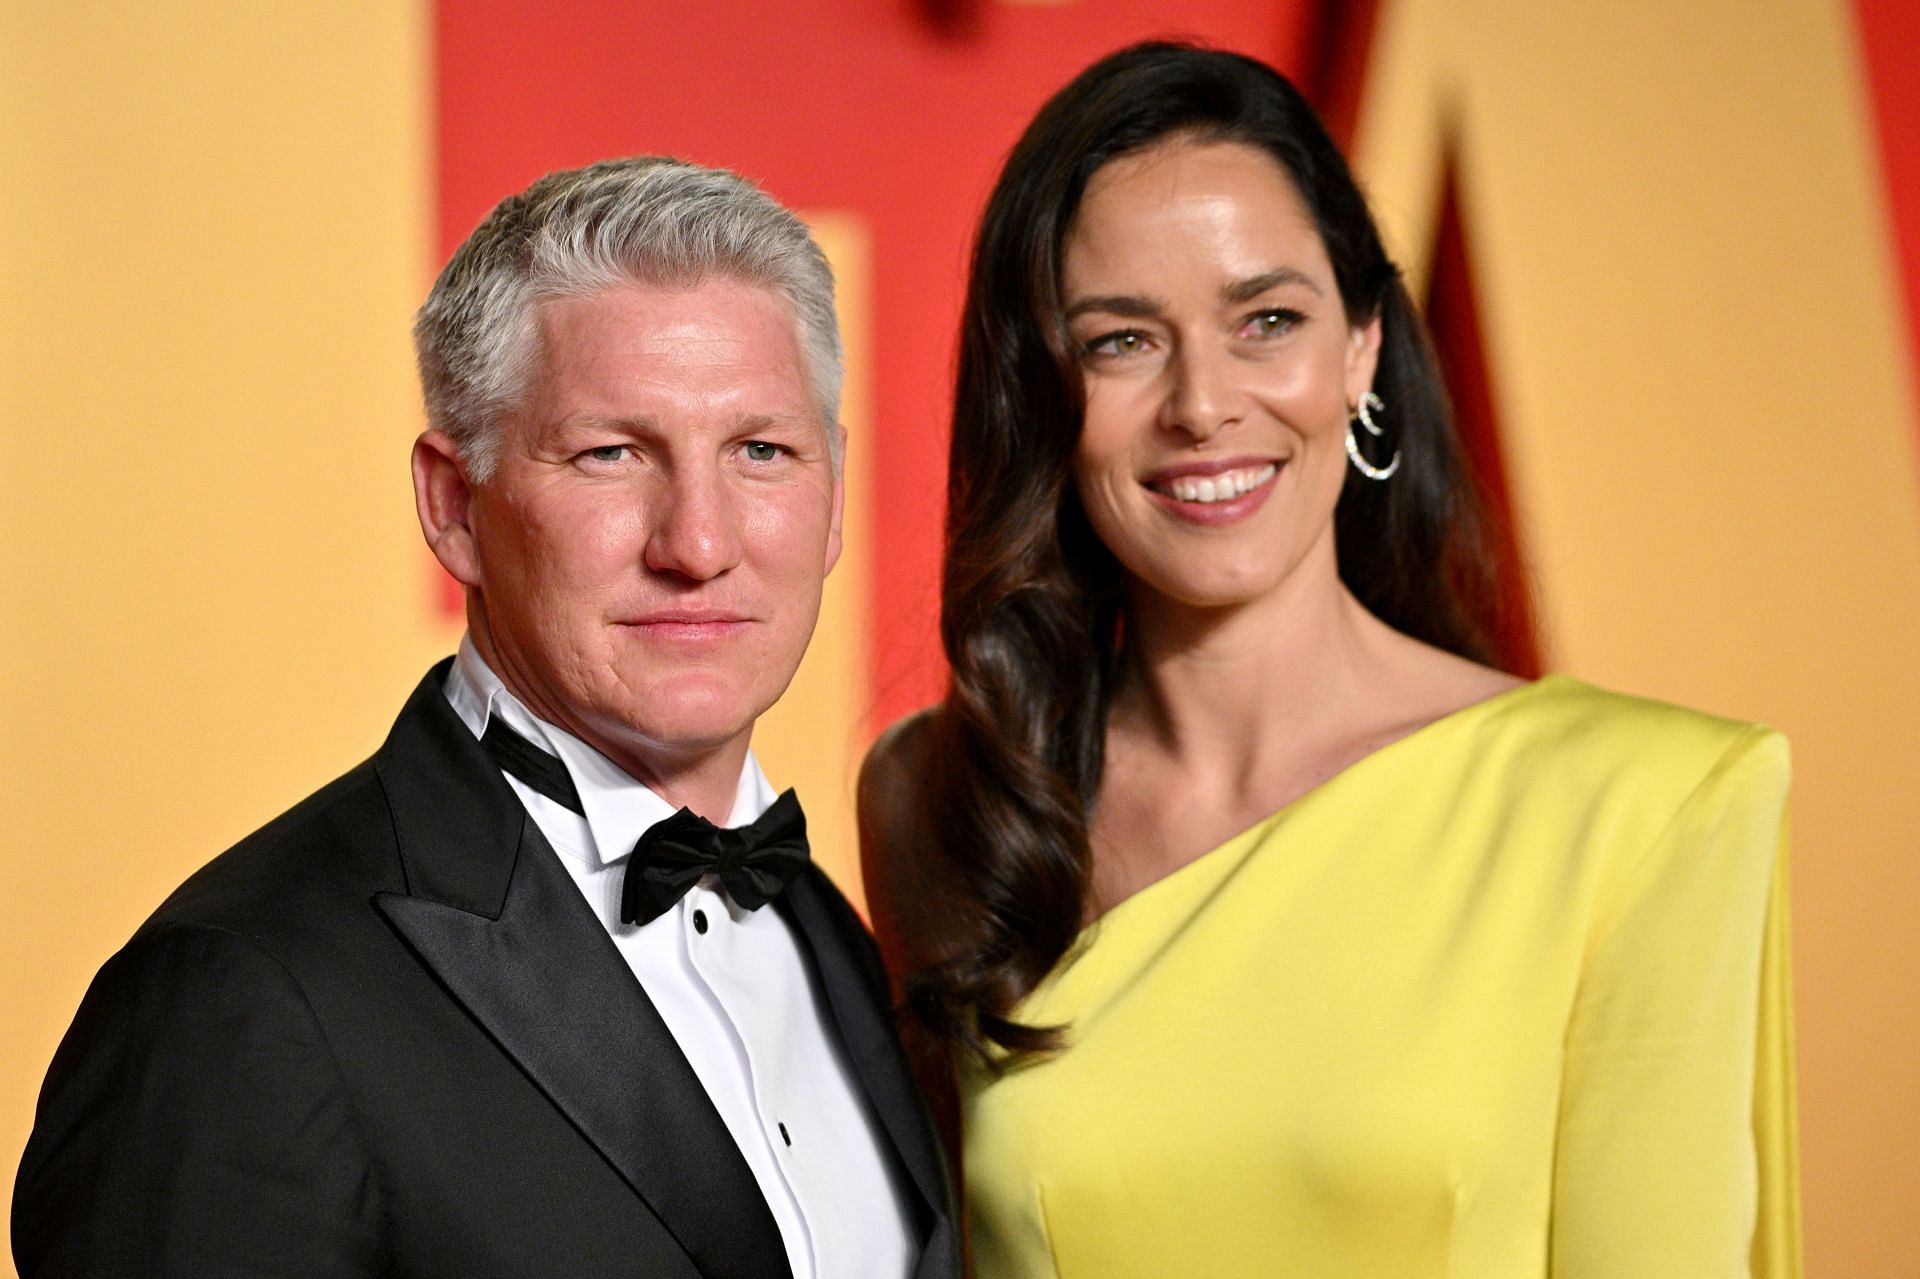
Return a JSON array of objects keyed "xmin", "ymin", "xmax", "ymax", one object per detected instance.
[
  {"xmin": 536, "ymin": 276, "xmax": 796, "ymax": 330},
  {"xmin": 529, "ymin": 282, "xmax": 802, "ymax": 375}
]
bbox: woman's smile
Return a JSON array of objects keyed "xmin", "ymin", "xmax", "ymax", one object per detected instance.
[
  {"xmin": 1062, "ymin": 137, "xmax": 1378, "ymax": 610},
  {"xmin": 1141, "ymin": 458, "xmax": 1284, "ymax": 524}
]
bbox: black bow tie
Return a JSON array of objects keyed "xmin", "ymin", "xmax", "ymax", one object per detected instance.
[
  {"xmin": 620, "ymin": 790, "xmax": 810, "ymax": 926},
  {"xmin": 480, "ymin": 719, "xmax": 811, "ymax": 926}
]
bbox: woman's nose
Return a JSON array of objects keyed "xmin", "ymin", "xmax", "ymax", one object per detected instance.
[{"xmin": 1160, "ymin": 341, "xmax": 1245, "ymax": 442}]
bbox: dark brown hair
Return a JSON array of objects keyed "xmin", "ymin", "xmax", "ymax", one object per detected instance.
[{"xmin": 910, "ymin": 42, "xmax": 1503, "ymax": 1064}]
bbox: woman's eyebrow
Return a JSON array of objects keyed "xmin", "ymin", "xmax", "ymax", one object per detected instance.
[
  {"xmin": 1065, "ymin": 268, "xmax": 1321, "ymax": 320},
  {"xmin": 1063, "ymin": 292, "xmax": 1167, "ymax": 320},
  {"xmin": 1223, "ymin": 267, "xmax": 1320, "ymax": 304}
]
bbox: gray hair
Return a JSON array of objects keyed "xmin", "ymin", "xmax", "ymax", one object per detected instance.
[{"xmin": 413, "ymin": 156, "xmax": 843, "ymax": 479}]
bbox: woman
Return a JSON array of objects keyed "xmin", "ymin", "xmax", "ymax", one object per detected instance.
[{"xmin": 860, "ymin": 42, "xmax": 1798, "ymax": 1278}]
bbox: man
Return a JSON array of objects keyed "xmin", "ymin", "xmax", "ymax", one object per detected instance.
[{"xmin": 14, "ymin": 157, "xmax": 957, "ymax": 1278}]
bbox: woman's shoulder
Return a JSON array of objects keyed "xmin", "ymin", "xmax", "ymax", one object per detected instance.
[
  {"xmin": 1425, "ymin": 678, "xmax": 1793, "ymax": 927},
  {"xmin": 864, "ymin": 705, "xmax": 938, "ymax": 770},
  {"xmin": 857, "ymin": 707, "xmax": 953, "ymax": 968},
  {"xmin": 1500, "ymin": 674, "xmax": 1785, "ymax": 761},
  {"xmin": 1508, "ymin": 682, "xmax": 1794, "ymax": 995},
  {"xmin": 1472, "ymin": 674, "xmax": 1790, "ymax": 816},
  {"xmin": 859, "ymin": 708, "xmax": 939, "ymax": 846}
]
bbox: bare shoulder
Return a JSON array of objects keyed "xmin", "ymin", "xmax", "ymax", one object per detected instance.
[
  {"xmin": 858, "ymin": 708, "xmax": 949, "ymax": 976},
  {"xmin": 860, "ymin": 708, "xmax": 935, "ymax": 807},
  {"xmin": 1373, "ymin": 632, "xmax": 1527, "ymax": 738},
  {"xmin": 1417, "ymin": 642, "xmax": 1527, "ymax": 704},
  {"xmin": 858, "ymin": 708, "xmax": 939, "ymax": 861}
]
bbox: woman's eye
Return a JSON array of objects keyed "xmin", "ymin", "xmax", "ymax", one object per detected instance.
[
  {"xmin": 743, "ymin": 441, "xmax": 783, "ymax": 463},
  {"xmin": 1085, "ymin": 330, "xmax": 1149, "ymax": 357},
  {"xmin": 1246, "ymin": 309, "xmax": 1302, "ymax": 337}
]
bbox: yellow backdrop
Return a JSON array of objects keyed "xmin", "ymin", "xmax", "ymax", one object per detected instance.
[
  {"xmin": 1, "ymin": 4, "xmax": 444, "ymax": 1267},
  {"xmin": 1354, "ymin": 2, "xmax": 1920, "ymax": 1269}
]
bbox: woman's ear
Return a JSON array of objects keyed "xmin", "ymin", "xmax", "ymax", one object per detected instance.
[{"xmin": 1345, "ymin": 313, "xmax": 1384, "ymax": 408}]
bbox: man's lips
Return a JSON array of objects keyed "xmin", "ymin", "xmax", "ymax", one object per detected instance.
[{"xmin": 618, "ymin": 609, "xmax": 752, "ymax": 639}]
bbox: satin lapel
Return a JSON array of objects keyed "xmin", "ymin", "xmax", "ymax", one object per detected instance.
[
  {"xmin": 775, "ymin": 870, "xmax": 955, "ymax": 1276},
  {"xmin": 370, "ymin": 666, "xmax": 790, "ymax": 1279}
]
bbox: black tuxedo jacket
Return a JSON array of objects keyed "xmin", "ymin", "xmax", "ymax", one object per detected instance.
[{"xmin": 14, "ymin": 662, "xmax": 959, "ymax": 1278}]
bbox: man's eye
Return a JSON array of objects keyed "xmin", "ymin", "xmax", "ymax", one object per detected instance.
[
  {"xmin": 743, "ymin": 441, "xmax": 782, "ymax": 463},
  {"xmin": 582, "ymin": 445, "xmax": 627, "ymax": 464}
]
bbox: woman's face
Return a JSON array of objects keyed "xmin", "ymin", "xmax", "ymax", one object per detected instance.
[{"xmin": 1062, "ymin": 138, "xmax": 1379, "ymax": 615}]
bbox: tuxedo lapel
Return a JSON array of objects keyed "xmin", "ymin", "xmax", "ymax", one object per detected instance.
[
  {"xmin": 369, "ymin": 665, "xmax": 791, "ymax": 1279},
  {"xmin": 776, "ymin": 872, "xmax": 956, "ymax": 1278}
]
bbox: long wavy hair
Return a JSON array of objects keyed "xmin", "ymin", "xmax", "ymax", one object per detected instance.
[{"xmin": 911, "ymin": 42, "xmax": 1505, "ymax": 1065}]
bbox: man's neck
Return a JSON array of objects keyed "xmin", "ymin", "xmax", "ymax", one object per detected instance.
[
  {"xmin": 590, "ymin": 735, "xmax": 751, "ymax": 826},
  {"xmin": 460, "ymin": 632, "xmax": 751, "ymax": 824}
]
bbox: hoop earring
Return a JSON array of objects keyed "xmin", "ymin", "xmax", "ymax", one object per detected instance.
[{"xmin": 1345, "ymin": 391, "xmax": 1400, "ymax": 481}]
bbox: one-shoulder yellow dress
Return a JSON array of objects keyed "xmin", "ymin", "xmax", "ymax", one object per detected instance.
[{"xmin": 962, "ymin": 676, "xmax": 1799, "ymax": 1278}]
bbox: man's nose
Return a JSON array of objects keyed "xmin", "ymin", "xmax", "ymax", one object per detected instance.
[
  {"xmin": 642, "ymin": 466, "xmax": 744, "ymax": 582},
  {"xmin": 1160, "ymin": 341, "xmax": 1245, "ymax": 443}
]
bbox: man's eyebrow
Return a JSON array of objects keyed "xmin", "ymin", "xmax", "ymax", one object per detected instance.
[
  {"xmin": 735, "ymin": 411, "xmax": 820, "ymax": 432},
  {"xmin": 547, "ymin": 411, "xmax": 822, "ymax": 437},
  {"xmin": 1063, "ymin": 293, "xmax": 1168, "ymax": 321},
  {"xmin": 1223, "ymin": 268, "xmax": 1320, "ymax": 304},
  {"xmin": 549, "ymin": 412, "xmax": 657, "ymax": 434}
]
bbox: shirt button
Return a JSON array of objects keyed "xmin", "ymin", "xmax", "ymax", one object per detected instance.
[
  {"xmin": 692, "ymin": 909, "xmax": 709, "ymax": 934},
  {"xmin": 778, "ymin": 1121, "xmax": 792, "ymax": 1147}
]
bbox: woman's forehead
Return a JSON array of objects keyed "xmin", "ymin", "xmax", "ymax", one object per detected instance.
[{"xmin": 1064, "ymin": 141, "xmax": 1328, "ymax": 294}]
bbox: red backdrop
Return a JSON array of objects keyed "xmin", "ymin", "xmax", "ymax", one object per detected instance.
[{"xmin": 434, "ymin": 1, "xmax": 1331, "ymax": 725}]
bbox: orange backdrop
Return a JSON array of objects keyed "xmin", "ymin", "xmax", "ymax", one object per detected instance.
[{"xmin": 3, "ymin": 2, "xmax": 1915, "ymax": 1273}]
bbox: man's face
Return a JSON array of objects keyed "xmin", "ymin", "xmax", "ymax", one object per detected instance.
[{"xmin": 445, "ymin": 279, "xmax": 842, "ymax": 769}]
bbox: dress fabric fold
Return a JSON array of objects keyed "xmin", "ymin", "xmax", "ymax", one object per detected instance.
[{"xmin": 962, "ymin": 676, "xmax": 1801, "ymax": 1279}]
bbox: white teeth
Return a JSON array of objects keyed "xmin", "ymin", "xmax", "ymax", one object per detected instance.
[{"xmin": 1160, "ymin": 463, "xmax": 1277, "ymax": 504}]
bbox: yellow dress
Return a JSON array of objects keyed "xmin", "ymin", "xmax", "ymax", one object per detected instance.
[{"xmin": 962, "ymin": 676, "xmax": 1799, "ymax": 1278}]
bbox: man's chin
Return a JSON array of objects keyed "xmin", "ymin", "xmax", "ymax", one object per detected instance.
[{"xmin": 586, "ymin": 689, "xmax": 769, "ymax": 762}]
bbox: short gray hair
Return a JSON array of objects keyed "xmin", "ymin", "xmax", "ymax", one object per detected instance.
[{"xmin": 413, "ymin": 156, "xmax": 843, "ymax": 479}]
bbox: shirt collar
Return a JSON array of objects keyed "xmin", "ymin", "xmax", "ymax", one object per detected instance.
[{"xmin": 445, "ymin": 635, "xmax": 776, "ymax": 870}]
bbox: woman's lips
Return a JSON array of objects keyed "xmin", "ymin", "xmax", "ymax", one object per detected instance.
[{"xmin": 1142, "ymin": 459, "xmax": 1284, "ymax": 524}]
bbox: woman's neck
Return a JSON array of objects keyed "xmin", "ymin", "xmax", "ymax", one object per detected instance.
[{"xmin": 1111, "ymin": 550, "xmax": 1401, "ymax": 782}]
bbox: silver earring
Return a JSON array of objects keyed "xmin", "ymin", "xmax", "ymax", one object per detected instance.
[{"xmin": 1345, "ymin": 391, "xmax": 1400, "ymax": 481}]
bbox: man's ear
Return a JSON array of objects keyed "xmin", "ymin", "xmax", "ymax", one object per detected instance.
[
  {"xmin": 412, "ymin": 430, "xmax": 483, "ymax": 588},
  {"xmin": 823, "ymin": 422, "xmax": 846, "ymax": 576}
]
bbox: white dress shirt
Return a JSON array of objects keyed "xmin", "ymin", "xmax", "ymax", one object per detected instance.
[{"xmin": 444, "ymin": 638, "xmax": 914, "ymax": 1279}]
